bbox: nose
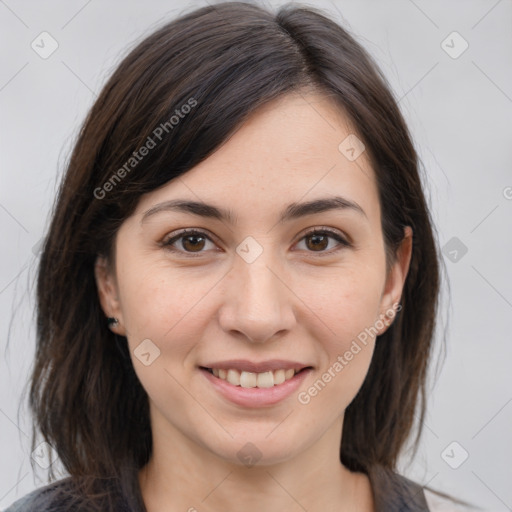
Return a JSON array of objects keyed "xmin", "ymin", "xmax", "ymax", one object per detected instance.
[{"xmin": 217, "ymin": 252, "xmax": 297, "ymax": 343}]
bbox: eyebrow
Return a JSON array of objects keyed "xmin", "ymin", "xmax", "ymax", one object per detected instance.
[{"xmin": 140, "ymin": 196, "xmax": 367, "ymax": 225}]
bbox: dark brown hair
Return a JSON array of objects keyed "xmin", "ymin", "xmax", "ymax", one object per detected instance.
[{"xmin": 31, "ymin": 1, "xmax": 445, "ymax": 509}]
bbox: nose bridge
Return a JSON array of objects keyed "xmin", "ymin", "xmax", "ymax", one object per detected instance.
[{"xmin": 219, "ymin": 243, "xmax": 296, "ymax": 343}]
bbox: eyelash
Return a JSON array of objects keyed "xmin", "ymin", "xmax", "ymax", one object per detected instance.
[{"xmin": 161, "ymin": 227, "xmax": 351, "ymax": 257}]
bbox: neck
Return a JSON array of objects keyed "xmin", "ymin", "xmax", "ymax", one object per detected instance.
[{"xmin": 138, "ymin": 410, "xmax": 374, "ymax": 512}]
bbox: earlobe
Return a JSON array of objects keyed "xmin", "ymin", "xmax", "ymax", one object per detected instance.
[
  {"xmin": 94, "ymin": 256, "xmax": 126, "ymax": 335},
  {"xmin": 377, "ymin": 226, "xmax": 413, "ymax": 335}
]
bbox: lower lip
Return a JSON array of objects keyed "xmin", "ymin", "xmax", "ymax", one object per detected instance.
[{"xmin": 200, "ymin": 367, "xmax": 312, "ymax": 408}]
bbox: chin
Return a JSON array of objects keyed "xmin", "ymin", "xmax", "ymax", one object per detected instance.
[{"xmin": 202, "ymin": 430, "xmax": 305, "ymax": 468}]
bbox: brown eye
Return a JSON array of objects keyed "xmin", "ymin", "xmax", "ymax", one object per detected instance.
[
  {"xmin": 305, "ymin": 233, "xmax": 329, "ymax": 251},
  {"xmin": 181, "ymin": 234, "xmax": 206, "ymax": 252},
  {"xmin": 295, "ymin": 228, "xmax": 350, "ymax": 254},
  {"xmin": 163, "ymin": 229, "xmax": 215, "ymax": 255}
]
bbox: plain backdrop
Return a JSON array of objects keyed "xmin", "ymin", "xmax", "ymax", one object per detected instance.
[{"xmin": 1, "ymin": 0, "xmax": 511, "ymax": 510}]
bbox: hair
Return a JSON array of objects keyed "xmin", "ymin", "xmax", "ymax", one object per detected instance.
[{"xmin": 29, "ymin": 1, "xmax": 447, "ymax": 509}]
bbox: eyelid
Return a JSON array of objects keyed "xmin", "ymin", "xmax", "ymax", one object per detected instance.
[
  {"xmin": 293, "ymin": 226, "xmax": 351, "ymax": 254},
  {"xmin": 161, "ymin": 228, "xmax": 220, "ymax": 256},
  {"xmin": 297, "ymin": 225, "xmax": 350, "ymax": 243},
  {"xmin": 161, "ymin": 226, "xmax": 351, "ymax": 256}
]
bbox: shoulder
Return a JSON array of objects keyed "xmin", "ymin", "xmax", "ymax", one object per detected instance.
[
  {"xmin": 368, "ymin": 465, "xmax": 476, "ymax": 512},
  {"xmin": 3, "ymin": 478, "xmax": 74, "ymax": 512}
]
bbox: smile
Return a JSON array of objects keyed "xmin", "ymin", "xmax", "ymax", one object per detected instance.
[
  {"xmin": 199, "ymin": 366, "xmax": 313, "ymax": 408},
  {"xmin": 202, "ymin": 367, "xmax": 308, "ymax": 388}
]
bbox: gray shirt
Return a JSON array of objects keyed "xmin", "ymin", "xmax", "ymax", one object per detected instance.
[{"xmin": 4, "ymin": 466, "xmax": 431, "ymax": 511}]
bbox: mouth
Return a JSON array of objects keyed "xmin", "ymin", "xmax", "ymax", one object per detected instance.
[
  {"xmin": 199, "ymin": 364, "xmax": 314, "ymax": 407},
  {"xmin": 199, "ymin": 366, "xmax": 313, "ymax": 389}
]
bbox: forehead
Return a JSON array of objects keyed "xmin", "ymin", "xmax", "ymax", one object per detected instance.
[{"xmin": 136, "ymin": 92, "xmax": 380, "ymax": 223}]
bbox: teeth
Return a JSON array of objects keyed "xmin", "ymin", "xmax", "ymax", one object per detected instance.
[
  {"xmin": 210, "ymin": 367, "xmax": 303, "ymax": 388},
  {"xmin": 227, "ymin": 369, "xmax": 240, "ymax": 386},
  {"xmin": 256, "ymin": 371, "xmax": 274, "ymax": 388},
  {"xmin": 273, "ymin": 369, "xmax": 286, "ymax": 385},
  {"xmin": 240, "ymin": 371, "xmax": 257, "ymax": 388}
]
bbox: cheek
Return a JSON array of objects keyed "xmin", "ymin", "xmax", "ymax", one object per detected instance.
[
  {"xmin": 298, "ymin": 291, "xmax": 380, "ymax": 415},
  {"xmin": 297, "ymin": 264, "xmax": 384, "ymax": 403},
  {"xmin": 116, "ymin": 266, "xmax": 215, "ymax": 413},
  {"xmin": 116, "ymin": 255, "xmax": 220, "ymax": 344},
  {"xmin": 301, "ymin": 262, "xmax": 385, "ymax": 343}
]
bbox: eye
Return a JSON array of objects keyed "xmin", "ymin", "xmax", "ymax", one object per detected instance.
[
  {"xmin": 294, "ymin": 228, "xmax": 351, "ymax": 254},
  {"xmin": 161, "ymin": 227, "xmax": 351, "ymax": 257},
  {"xmin": 162, "ymin": 229, "xmax": 217, "ymax": 255}
]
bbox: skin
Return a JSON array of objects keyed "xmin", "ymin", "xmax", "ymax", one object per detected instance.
[{"xmin": 95, "ymin": 91, "xmax": 412, "ymax": 512}]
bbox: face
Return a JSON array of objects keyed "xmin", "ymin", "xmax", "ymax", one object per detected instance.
[{"xmin": 95, "ymin": 91, "xmax": 412, "ymax": 467}]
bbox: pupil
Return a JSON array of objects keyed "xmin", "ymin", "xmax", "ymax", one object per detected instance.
[
  {"xmin": 307, "ymin": 234, "xmax": 328, "ymax": 251},
  {"xmin": 183, "ymin": 235, "xmax": 205, "ymax": 251}
]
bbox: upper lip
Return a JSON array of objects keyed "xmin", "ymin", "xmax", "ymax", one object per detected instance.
[{"xmin": 200, "ymin": 359, "xmax": 313, "ymax": 373}]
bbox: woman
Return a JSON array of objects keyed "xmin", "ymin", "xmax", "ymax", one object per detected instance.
[{"xmin": 6, "ymin": 2, "xmax": 468, "ymax": 510}]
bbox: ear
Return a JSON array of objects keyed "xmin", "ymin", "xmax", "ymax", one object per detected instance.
[
  {"xmin": 94, "ymin": 255, "xmax": 126, "ymax": 335},
  {"xmin": 376, "ymin": 226, "xmax": 413, "ymax": 335}
]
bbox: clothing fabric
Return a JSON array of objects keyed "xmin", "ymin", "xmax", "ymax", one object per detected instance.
[{"xmin": 5, "ymin": 467, "xmax": 432, "ymax": 511}]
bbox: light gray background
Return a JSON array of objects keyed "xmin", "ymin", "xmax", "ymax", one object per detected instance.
[{"xmin": 1, "ymin": 0, "xmax": 511, "ymax": 510}]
